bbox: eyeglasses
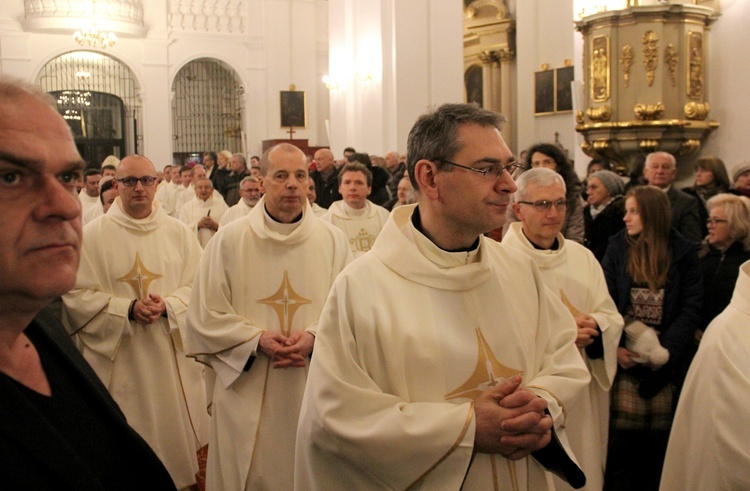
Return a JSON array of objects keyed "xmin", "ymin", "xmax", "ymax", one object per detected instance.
[
  {"xmin": 116, "ymin": 176, "xmax": 158, "ymax": 187},
  {"xmin": 517, "ymin": 198, "xmax": 567, "ymax": 212},
  {"xmin": 706, "ymin": 218, "xmax": 728, "ymax": 226},
  {"xmin": 434, "ymin": 159, "xmax": 523, "ymax": 180}
]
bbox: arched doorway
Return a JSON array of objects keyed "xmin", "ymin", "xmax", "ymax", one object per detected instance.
[
  {"xmin": 36, "ymin": 50, "xmax": 141, "ymax": 168},
  {"xmin": 171, "ymin": 58, "xmax": 244, "ymax": 165}
]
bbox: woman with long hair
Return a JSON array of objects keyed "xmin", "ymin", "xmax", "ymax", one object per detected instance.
[{"xmin": 601, "ymin": 186, "xmax": 702, "ymax": 491}]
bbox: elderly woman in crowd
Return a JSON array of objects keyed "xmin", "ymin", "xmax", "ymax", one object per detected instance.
[
  {"xmin": 505, "ymin": 143, "xmax": 585, "ymax": 243},
  {"xmin": 584, "ymin": 170, "xmax": 626, "ymax": 262},
  {"xmin": 695, "ymin": 193, "xmax": 750, "ymax": 342},
  {"xmin": 602, "ymin": 186, "xmax": 702, "ymax": 491}
]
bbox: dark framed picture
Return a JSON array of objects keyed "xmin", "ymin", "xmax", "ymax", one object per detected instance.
[
  {"xmin": 534, "ymin": 70, "xmax": 555, "ymax": 116},
  {"xmin": 555, "ymin": 66, "xmax": 574, "ymax": 113},
  {"xmin": 280, "ymin": 90, "xmax": 306, "ymax": 128}
]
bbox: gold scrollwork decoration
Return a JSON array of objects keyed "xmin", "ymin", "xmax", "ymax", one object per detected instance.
[
  {"xmin": 639, "ymin": 139, "xmax": 660, "ymax": 152},
  {"xmin": 581, "ymin": 140, "xmax": 595, "ymax": 157},
  {"xmin": 576, "ymin": 109, "xmax": 586, "ymax": 124},
  {"xmin": 620, "ymin": 44, "xmax": 634, "ymax": 88},
  {"xmin": 665, "ymin": 44, "xmax": 678, "ymax": 87},
  {"xmin": 687, "ymin": 32, "xmax": 704, "ymax": 100},
  {"xmin": 478, "ymin": 50, "xmax": 499, "ymax": 66},
  {"xmin": 634, "ymin": 102, "xmax": 665, "ymax": 121},
  {"xmin": 586, "ymin": 105, "xmax": 612, "ymax": 122},
  {"xmin": 592, "ymin": 140, "xmax": 611, "ymax": 152},
  {"xmin": 678, "ymin": 139, "xmax": 702, "ymax": 156},
  {"xmin": 591, "ymin": 35, "xmax": 610, "ymax": 102},
  {"xmin": 684, "ymin": 101, "xmax": 710, "ymax": 120},
  {"xmin": 496, "ymin": 47, "xmax": 515, "ymax": 62},
  {"xmin": 642, "ymin": 30, "xmax": 659, "ymax": 87}
]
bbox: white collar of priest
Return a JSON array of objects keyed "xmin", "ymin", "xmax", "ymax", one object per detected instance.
[
  {"xmin": 263, "ymin": 203, "xmax": 303, "ymax": 235},
  {"xmin": 409, "ymin": 205, "xmax": 480, "ymax": 267}
]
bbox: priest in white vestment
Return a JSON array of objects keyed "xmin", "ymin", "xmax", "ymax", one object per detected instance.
[
  {"xmin": 179, "ymin": 177, "xmax": 229, "ymax": 248},
  {"xmin": 306, "ymin": 179, "xmax": 327, "ymax": 217},
  {"xmin": 155, "ymin": 166, "xmax": 180, "ymax": 216},
  {"xmin": 219, "ymin": 175, "xmax": 261, "ymax": 226},
  {"xmin": 660, "ymin": 259, "xmax": 750, "ymax": 490},
  {"xmin": 185, "ymin": 143, "xmax": 351, "ymax": 491},
  {"xmin": 63, "ymin": 155, "xmax": 209, "ymax": 489},
  {"xmin": 321, "ymin": 162, "xmax": 389, "ymax": 256},
  {"xmin": 503, "ymin": 168, "xmax": 624, "ymax": 491},
  {"xmin": 296, "ymin": 104, "xmax": 589, "ymax": 490},
  {"xmin": 78, "ymin": 169, "xmax": 101, "ymax": 213},
  {"xmin": 81, "ymin": 176, "xmax": 117, "ymax": 225}
]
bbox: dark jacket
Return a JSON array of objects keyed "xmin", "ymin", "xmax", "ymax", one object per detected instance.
[
  {"xmin": 369, "ymin": 166, "xmax": 391, "ymax": 206},
  {"xmin": 310, "ymin": 169, "xmax": 341, "ymax": 209},
  {"xmin": 667, "ymin": 186, "xmax": 704, "ymax": 243},
  {"xmin": 224, "ymin": 169, "xmax": 251, "ymax": 207},
  {"xmin": 698, "ymin": 241, "xmax": 750, "ymax": 331},
  {"xmin": 584, "ymin": 195, "xmax": 625, "ymax": 262},
  {"xmin": 0, "ymin": 311, "xmax": 176, "ymax": 490},
  {"xmin": 602, "ymin": 229, "xmax": 703, "ymax": 394},
  {"xmin": 209, "ymin": 166, "xmax": 231, "ymax": 198}
]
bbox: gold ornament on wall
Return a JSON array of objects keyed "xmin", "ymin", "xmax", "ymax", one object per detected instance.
[
  {"xmin": 687, "ymin": 32, "xmax": 704, "ymax": 100},
  {"xmin": 576, "ymin": 109, "xmax": 585, "ymax": 124},
  {"xmin": 620, "ymin": 44, "xmax": 634, "ymax": 88},
  {"xmin": 639, "ymin": 139, "xmax": 660, "ymax": 152},
  {"xmin": 664, "ymin": 44, "xmax": 678, "ymax": 87},
  {"xmin": 634, "ymin": 102, "xmax": 665, "ymax": 120},
  {"xmin": 684, "ymin": 101, "xmax": 710, "ymax": 120},
  {"xmin": 586, "ymin": 105, "xmax": 612, "ymax": 122},
  {"xmin": 642, "ymin": 30, "xmax": 659, "ymax": 87},
  {"xmin": 591, "ymin": 35, "xmax": 610, "ymax": 102}
]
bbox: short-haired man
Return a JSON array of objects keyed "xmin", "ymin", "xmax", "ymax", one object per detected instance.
[
  {"xmin": 643, "ymin": 151, "xmax": 704, "ymax": 241},
  {"xmin": 101, "ymin": 164, "xmax": 117, "ymax": 178},
  {"xmin": 185, "ymin": 143, "xmax": 351, "ymax": 490},
  {"xmin": 220, "ymin": 176, "xmax": 261, "ymax": 226},
  {"xmin": 504, "ymin": 167, "xmax": 624, "ymax": 491},
  {"xmin": 79, "ymin": 169, "xmax": 101, "ymax": 213},
  {"xmin": 204, "ymin": 151, "xmax": 229, "ymax": 197},
  {"xmin": 310, "ymin": 148, "xmax": 342, "ymax": 208},
  {"xmin": 63, "ymin": 155, "xmax": 208, "ymax": 489},
  {"xmin": 296, "ymin": 103, "xmax": 589, "ymax": 490},
  {"xmin": 82, "ymin": 176, "xmax": 118, "ymax": 225},
  {"xmin": 306, "ymin": 178, "xmax": 327, "ymax": 217},
  {"xmin": 224, "ymin": 153, "xmax": 251, "ymax": 206},
  {"xmin": 180, "ymin": 177, "xmax": 229, "ymax": 248},
  {"xmin": 170, "ymin": 164, "xmax": 194, "ymax": 216},
  {"xmin": 0, "ymin": 76, "xmax": 175, "ymax": 488},
  {"xmin": 321, "ymin": 162, "xmax": 390, "ymax": 257}
]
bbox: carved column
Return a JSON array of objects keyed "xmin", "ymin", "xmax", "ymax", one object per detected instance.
[{"xmin": 478, "ymin": 50, "xmax": 498, "ymax": 112}]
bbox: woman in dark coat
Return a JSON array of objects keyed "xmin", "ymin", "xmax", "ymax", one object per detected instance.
[
  {"xmin": 602, "ymin": 186, "xmax": 702, "ymax": 491},
  {"xmin": 584, "ymin": 169, "xmax": 626, "ymax": 262},
  {"xmin": 696, "ymin": 193, "xmax": 750, "ymax": 340}
]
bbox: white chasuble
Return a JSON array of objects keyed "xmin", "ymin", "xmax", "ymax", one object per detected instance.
[
  {"xmin": 185, "ymin": 197, "xmax": 351, "ymax": 491},
  {"xmin": 296, "ymin": 204, "xmax": 590, "ymax": 491},
  {"xmin": 179, "ymin": 195, "xmax": 229, "ymax": 248},
  {"xmin": 320, "ymin": 199, "xmax": 389, "ymax": 257},
  {"xmin": 660, "ymin": 260, "xmax": 750, "ymax": 490},
  {"xmin": 219, "ymin": 199, "xmax": 254, "ymax": 226},
  {"xmin": 62, "ymin": 198, "xmax": 208, "ymax": 489},
  {"xmin": 502, "ymin": 223, "xmax": 624, "ymax": 491}
]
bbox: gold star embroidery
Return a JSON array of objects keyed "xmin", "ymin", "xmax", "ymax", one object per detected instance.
[
  {"xmin": 560, "ymin": 290, "xmax": 584, "ymax": 318},
  {"xmin": 116, "ymin": 252, "xmax": 163, "ymax": 299},
  {"xmin": 444, "ymin": 328, "xmax": 523, "ymax": 401},
  {"xmin": 258, "ymin": 271, "xmax": 312, "ymax": 336}
]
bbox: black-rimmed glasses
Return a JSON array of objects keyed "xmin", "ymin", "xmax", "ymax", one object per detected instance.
[
  {"xmin": 517, "ymin": 199, "xmax": 567, "ymax": 212},
  {"xmin": 116, "ymin": 176, "xmax": 158, "ymax": 187},
  {"xmin": 706, "ymin": 218, "xmax": 728, "ymax": 226},
  {"xmin": 435, "ymin": 159, "xmax": 523, "ymax": 181}
]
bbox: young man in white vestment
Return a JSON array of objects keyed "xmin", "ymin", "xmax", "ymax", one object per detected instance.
[
  {"xmin": 219, "ymin": 175, "xmax": 261, "ymax": 226},
  {"xmin": 306, "ymin": 179, "xmax": 327, "ymax": 217},
  {"xmin": 184, "ymin": 143, "xmax": 351, "ymax": 491},
  {"xmin": 78, "ymin": 169, "xmax": 101, "ymax": 213},
  {"xmin": 320, "ymin": 161, "xmax": 390, "ymax": 257},
  {"xmin": 179, "ymin": 177, "xmax": 228, "ymax": 248},
  {"xmin": 156, "ymin": 164, "xmax": 181, "ymax": 217},
  {"xmin": 659, "ymin": 259, "xmax": 750, "ymax": 490},
  {"xmin": 295, "ymin": 103, "xmax": 590, "ymax": 490},
  {"xmin": 502, "ymin": 168, "xmax": 624, "ymax": 491},
  {"xmin": 62, "ymin": 155, "xmax": 209, "ymax": 489}
]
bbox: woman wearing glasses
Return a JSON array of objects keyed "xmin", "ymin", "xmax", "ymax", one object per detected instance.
[
  {"xmin": 695, "ymin": 193, "xmax": 750, "ymax": 342},
  {"xmin": 505, "ymin": 143, "xmax": 586, "ymax": 244},
  {"xmin": 601, "ymin": 186, "xmax": 702, "ymax": 491}
]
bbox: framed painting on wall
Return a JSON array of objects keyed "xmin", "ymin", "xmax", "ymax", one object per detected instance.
[
  {"xmin": 280, "ymin": 90, "xmax": 306, "ymax": 128},
  {"xmin": 534, "ymin": 69, "xmax": 555, "ymax": 116}
]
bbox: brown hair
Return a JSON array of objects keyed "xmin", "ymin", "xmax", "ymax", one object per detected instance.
[{"xmin": 625, "ymin": 186, "xmax": 672, "ymax": 291}]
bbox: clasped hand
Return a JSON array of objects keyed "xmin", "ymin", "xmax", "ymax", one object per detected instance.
[
  {"xmin": 474, "ymin": 374, "xmax": 553, "ymax": 460},
  {"xmin": 258, "ymin": 331, "xmax": 314, "ymax": 368},
  {"xmin": 133, "ymin": 293, "xmax": 166, "ymax": 324},
  {"xmin": 574, "ymin": 314, "xmax": 600, "ymax": 348}
]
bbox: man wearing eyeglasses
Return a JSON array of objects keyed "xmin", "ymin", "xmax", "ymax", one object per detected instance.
[
  {"xmin": 503, "ymin": 168, "xmax": 624, "ymax": 491},
  {"xmin": 63, "ymin": 154, "xmax": 209, "ymax": 489},
  {"xmin": 296, "ymin": 103, "xmax": 590, "ymax": 490}
]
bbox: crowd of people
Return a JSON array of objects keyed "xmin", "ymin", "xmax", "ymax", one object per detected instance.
[{"xmin": 3, "ymin": 72, "xmax": 750, "ymax": 490}]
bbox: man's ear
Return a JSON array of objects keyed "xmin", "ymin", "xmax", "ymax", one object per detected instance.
[
  {"xmin": 258, "ymin": 177, "xmax": 267, "ymax": 194},
  {"xmin": 512, "ymin": 202, "xmax": 523, "ymax": 220},
  {"xmin": 414, "ymin": 159, "xmax": 439, "ymax": 201}
]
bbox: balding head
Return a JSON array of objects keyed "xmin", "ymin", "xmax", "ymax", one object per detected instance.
[
  {"xmin": 116, "ymin": 155, "xmax": 158, "ymax": 219},
  {"xmin": 314, "ymin": 148, "xmax": 335, "ymax": 173}
]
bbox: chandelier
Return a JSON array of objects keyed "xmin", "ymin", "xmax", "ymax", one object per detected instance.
[{"xmin": 73, "ymin": 22, "xmax": 117, "ymax": 48}]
